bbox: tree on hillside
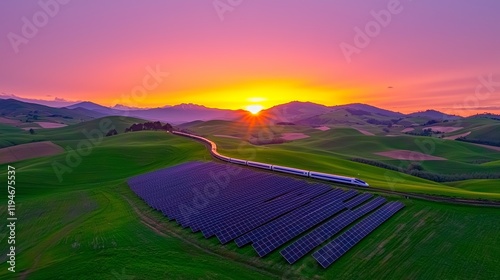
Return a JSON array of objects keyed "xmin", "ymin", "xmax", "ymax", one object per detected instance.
[
  {"xmin": 407, "ymin": 163, "xmax": 423, "ymax": 172},
  {"xmin": 106, "ymin": 129, "xmax": 118, "ymax": 137},
  {"xmin": 162, "ymin": 123, "xmax": 173, "ymax": 132},
  {"xmin": 129, "ymin": 123, "xmax": 144, "ymax": 131},
  {"xmin": 29, "ymin": 128, "xmax": 35, "ymax": 135},
  {"xmin": 125, "ymin": 122, "xmax": 173, "ymax": 133}
]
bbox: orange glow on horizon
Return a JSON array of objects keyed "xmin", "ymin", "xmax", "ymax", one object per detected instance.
[
  {"xmin": 245, "ymin": 104, "xmax": 263, "ymax": 115},
  {"xmin": 25, "ymin": 77, "xmax": 491, "ymax": 117}
]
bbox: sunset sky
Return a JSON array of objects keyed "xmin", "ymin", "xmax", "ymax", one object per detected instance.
[{"xmin": 1, "ymin": 0, "xmax": 500, "ymax": 115}]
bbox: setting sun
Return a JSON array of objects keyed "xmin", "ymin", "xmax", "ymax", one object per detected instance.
[{"xmin": 245, "ymin": 104, "xmax": 264, "ymax": 115}]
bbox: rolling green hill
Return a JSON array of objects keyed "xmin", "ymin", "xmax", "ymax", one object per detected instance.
[
  {"xmin": 457, "ymin": 117, "xmax": 500, "ymax": 145},
  {"xmin": 409, "ymin": 116, "xmax": 500, "ymax": 145},
  {"xmin": 0, "ymin": 120, "xmax": 499, "ymax": 279},
  {"xmin": 0, "ymin": 131, "xmax": 274, "ymax": 279},
  {"xmin": 0, "ymin": 116, "xmax": 148, "ymax": 149},
  {"xmin": 181, "ymin": 120, "xmax": 500, "ymax": 198}
]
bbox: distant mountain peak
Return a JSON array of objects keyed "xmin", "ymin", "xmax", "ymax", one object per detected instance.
[
  {"xmin": 67, "ymin": 101, "xmax": 108, "ymax": 109},
  {"xmin": 331, "ymin": 103, "xmax": 404, "ymax": 118},
  {"xmin": 263, "ymin": 101, "xmax": 331, "ymax": 122},
  {"xmin": 66, "ymin": 101, "xmax": 123, "ymax": 115},
  {"xmin": 275, "ymin": 100, "xmax": 327, "ymax": 107},
  {"xmin": 408, "ymin": 109, "xmax": 460, "ymax": 120},
  {"xmin": 0, "ymin": 98, "xmax": 105, "ymax": 120},
  {"xmin": 112, "ymin": 104, "xmax": 148, "ymax": 110},
  {"xmin": 172, "ymin": 103, "xmax": 209, "ymax": 110}
]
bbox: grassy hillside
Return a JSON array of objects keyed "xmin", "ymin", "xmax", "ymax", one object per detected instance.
[
  {"xmin": 416, "ymin": 117, "xmax": 500, "ymax": 145},
  {"xmin": 0, "ymin": 116, "xmax": 147, "ymax": 149},
  {"xmin": 0, "ymin": 127, "xmax": 499, "ymax": 279},
  {"xmin": 0, "ymin": 131, "xmax": 275, "ymax": 279},
  {"xmin": 444, "ymin": 179, "xmax": 500, "ymax": 193},
  {"xmin": 210, "ymin": 136, "xmax": 500, "ymax": 199},
  {"xmin": 182, "ymin": 120, "xmax": 500, "ymax": 198}
]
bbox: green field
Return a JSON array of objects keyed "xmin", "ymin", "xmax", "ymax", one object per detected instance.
[
  {"xmin": 0, "ymin": 117, "xmax": 499, "ymax": 279},
  {"xmin": 182, "ymin": 120, "xmax": 500, "ymax": 199},
  {"xmin": 0, "ymin": 130, "xmax": 273, "ymax": 279}
]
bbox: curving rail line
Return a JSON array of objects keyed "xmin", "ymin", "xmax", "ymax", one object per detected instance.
[
  {"xmin": 172, "ymin": 130, "xmax": 500, "ymax": 207},
  {"xmin": 172, "ymin": 131, "xmax": 369, "ymax": 187}
]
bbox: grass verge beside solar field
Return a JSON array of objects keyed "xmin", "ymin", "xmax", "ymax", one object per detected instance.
[{"xmin": 0, "ymin": 118, "xmax": 499, "ymax": 279}]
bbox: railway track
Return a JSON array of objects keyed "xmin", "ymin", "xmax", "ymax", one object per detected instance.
[{"xmin": 172, "ymin": 131, "xmax": 500, "ymax": 208}]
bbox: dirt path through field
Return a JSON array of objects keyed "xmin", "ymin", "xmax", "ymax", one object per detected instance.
[
  {"xmin": 121, "ymin": 194, "xmax": 282, "ymax": 279},
  {"xmin": 354, "ymin": 128, "xmax": 375, "ymax": 136},
  {"xmin": 281, "ymin": 132, "xmax": 309, "ymax": 140},
  {"xmin": 444, "ymin": 131, "xmax": 471, "ymax": 140},
  {"xmin": 472, "ymin": 143, "xmax": 500, "ymax": 152},
  {"xmin": 375, "ymin": 150, "xmax": 446, "ymax": 161},
  {"xmin": 425, "ymin": 126, "xmax": 463, "ymax": 133}
]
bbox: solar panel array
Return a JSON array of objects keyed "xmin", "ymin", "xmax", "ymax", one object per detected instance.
[
  {"xmin": 313, "ymin": 201, "xmax": 405, "ymax": 268},
  {"xmin": 128, "ymin": 161, "xmax": 404, "ymax": 268}
]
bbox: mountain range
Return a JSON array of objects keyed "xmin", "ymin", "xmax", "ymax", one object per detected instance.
[{"xmin": 0, "ymin": 98, "xmax": 494, "ymax": 126}]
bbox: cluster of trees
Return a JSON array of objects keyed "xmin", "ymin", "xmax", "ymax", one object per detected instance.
[
  {"xmin": 24, "ymin": 110, "xmax": 40, "ymax": 122},
  {"xmin": 100, "ymin": 121, "xmax": 174, "ymax": 137},
  {"xmin": 124, "ymin": 121, "xmax": 173, "ymax": 133},
  {"xmin": 106, "ymin": 129, "xmax": 118, "ymax": 136},
  {"xmin": 48, "ymin": 114, "xmax": 73, "ymax": 119},
  {"xmin": 424, "ymin": 119, "xmax": 439, "ymax": 125},
  {"xmin": 351, "ymin": 157, "xmax": 500, "ymax": 182},
  {"xmin": 366, "ymin": 118, "xmax": 393, "ymax": 126},
  {"xmin": 473, "ymin": 113, "xmax": 500, "ymax": 121},
  {"xmin": 457, "ymin": 137, "xmax": 500, "ymax": 147},
  {"xmin": 345, "ymin": 108, "xmax": 371, "ymax": 116},
  {"xmin": 404, "ymin": 128, "xmax": 443, "ymax": 137}
]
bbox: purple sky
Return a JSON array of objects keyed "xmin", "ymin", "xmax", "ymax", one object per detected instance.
[{"xmin": 1, "ymin": 0, "xmax": 500, "ymax": 115}]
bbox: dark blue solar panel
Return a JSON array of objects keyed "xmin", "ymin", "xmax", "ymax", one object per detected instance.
[
  {"xmin": 234, "ymin": 189, "xmax": 347, "ymax": 247},
  {"xmin": 190, "ymin": 179, "xmax": 307, "ymax": 232},
  {"xmin": 343, "ymin": 193, "xmax": 373, "ymax": 209},
  {"xmin": 312, "ymin": 201, "xmax": 404, "ymax": 268},
  {"xmin": 280, "ymin": 196, "xmax": 386, "ymax": 264},
  {"xmin": 128, "ymin": 161, "xmax": 404, "ymax": 268},
  {"xmin": 211, "ymin": 185, "xmax": 331, "ymax": 242},
  {"xmin": 252, "ymin": 200, "xmax": 347, "ymax": 257},
  {"xmin": 200, "ymin": 185, "xmax": 313, "ymax": 236}
]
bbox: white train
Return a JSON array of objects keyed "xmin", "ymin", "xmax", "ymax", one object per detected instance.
[{"xmin": 172, "ymin": 131, "xmax": 369, "ymax": 187}]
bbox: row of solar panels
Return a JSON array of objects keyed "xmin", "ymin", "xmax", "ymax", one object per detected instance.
[{"xmin": 128, "ymin": 161, "xmax": 404, "ymax": 268}]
